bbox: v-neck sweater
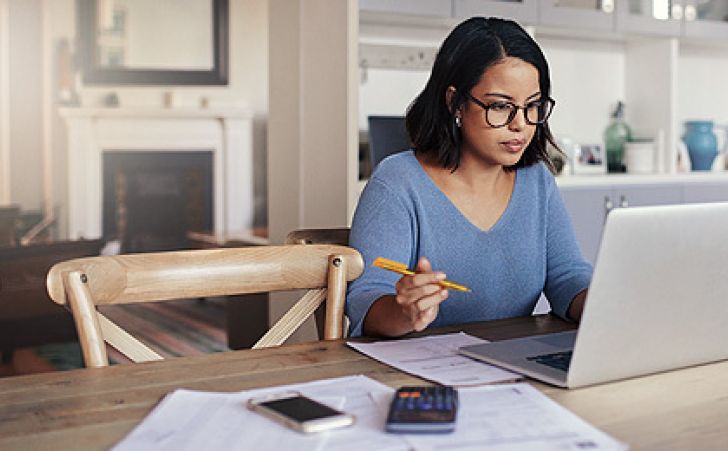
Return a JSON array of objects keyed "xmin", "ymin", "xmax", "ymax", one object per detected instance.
[{"xmin": 346, "ymin": 150, "xmax": 592, "ymax": 337}]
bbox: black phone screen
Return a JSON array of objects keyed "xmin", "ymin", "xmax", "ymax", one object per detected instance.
[{"xmin": 259, "ymin": 396, "xmax": 341, "ymax": 422}]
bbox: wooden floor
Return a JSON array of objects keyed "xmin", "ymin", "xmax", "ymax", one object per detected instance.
[{"xmin": 0, "ymin": 298, "xmax": 229, "ymax": 378}]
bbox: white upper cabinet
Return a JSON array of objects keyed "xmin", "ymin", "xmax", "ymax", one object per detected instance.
[
  {"xmin": 359, "ymin": 0, "xmax": 728, "ymax": 40},
  {"xmin": 616, "ymin": 0, "xmax": 682, "ymax": 36},
  {"xmin": 681, "ymin": 0, "xmax": 728, "ymax": 39},
  {"xmin": 539, "ymin": 0, "xmax": 616, "ymax": 32},
  {"xmin": 453, "ymin": 0, "xmax": 539, "ymax": 24},
  {"xmin": 359, "ymin": 0, "xmax": 453, "ymax": 18},
  {"xmin": 616, "ymin": 0, "xmax": 728, "ymax": 39}
]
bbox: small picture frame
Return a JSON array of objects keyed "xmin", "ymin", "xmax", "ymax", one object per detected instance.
[
  {"xmin": 577, "ymin": 144, "xmax": 603, "ymax": 165},
  {"xmin": 573, "ymin": 144, "xmax": 606, "ymax": 175}
]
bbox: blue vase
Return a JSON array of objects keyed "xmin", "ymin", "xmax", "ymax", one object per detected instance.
[{"xmin": 683, "ymin": 121, "xmax": 718, "ymax": 171}]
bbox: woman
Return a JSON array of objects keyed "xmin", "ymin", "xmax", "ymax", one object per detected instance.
[{"xmin": 346, "ymin": 17, "xmax": 591, "ymax": 338}]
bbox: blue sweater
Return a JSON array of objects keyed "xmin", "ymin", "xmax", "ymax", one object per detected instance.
[{"xmin": 346, "ymin": 151, "xmax": 592, "ymax": 337}]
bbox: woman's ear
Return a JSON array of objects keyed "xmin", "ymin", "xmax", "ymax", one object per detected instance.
[{"xmin": 445, "ymin": 86, "xmax": 457, "ymax": 114}]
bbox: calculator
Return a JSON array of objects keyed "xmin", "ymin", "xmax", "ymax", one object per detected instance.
[{"xmin": 385, "ymin": 386, "xmax": 458, "ymax": 433}]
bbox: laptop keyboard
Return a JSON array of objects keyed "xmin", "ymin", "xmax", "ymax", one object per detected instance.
[{"xmin": 527, "ymin": 351, "xmax": 573, "ymax": 372}]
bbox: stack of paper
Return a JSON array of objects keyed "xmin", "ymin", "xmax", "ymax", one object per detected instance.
[{"xmin": 347, "ymin": 332, "xmax": 520, "ymax": 386}]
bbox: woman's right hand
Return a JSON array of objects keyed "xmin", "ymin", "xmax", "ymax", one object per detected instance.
[{"xmin": 394, "ymin": 256, "xmax": 449, "ymax": 332}]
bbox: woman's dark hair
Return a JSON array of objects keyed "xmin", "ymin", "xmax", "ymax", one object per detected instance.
[{"xmin": 405, "ymin": 17, "xmax": 558, "ymax": 172}]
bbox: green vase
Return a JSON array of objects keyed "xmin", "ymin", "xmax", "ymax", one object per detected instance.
[{"xmin": 604, "ymin": 102, "xmax": 632, "ymax": 173}]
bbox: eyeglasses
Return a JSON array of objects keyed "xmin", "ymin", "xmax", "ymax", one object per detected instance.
[{"xmin": 462, "ymin": 92, "xmax": 555, "ymax": 128}]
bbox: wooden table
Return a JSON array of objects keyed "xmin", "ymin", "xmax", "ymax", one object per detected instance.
[{"xmin": 1, "ymin": 315, "xmax": 727, "ymax": 450}]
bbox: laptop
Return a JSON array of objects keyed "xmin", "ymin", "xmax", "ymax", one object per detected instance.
[{"xmin": 459, "ymin": 202, "xmax": 728, "ymax": 388}]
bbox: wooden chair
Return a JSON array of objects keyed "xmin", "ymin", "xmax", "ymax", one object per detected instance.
[
  {"xmin": 286, "ymin": 228, "xmax": 350, "ymax": 246},
  {"xmin": 285, "ymin": 228, "xmax": 351, "ymax": 339},
  {"xmin": 46, "ymin": 244, "xmax": 363, "ymax": 368}
]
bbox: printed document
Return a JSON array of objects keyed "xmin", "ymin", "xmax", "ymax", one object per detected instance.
[
  {"xmin": 113, "ymin": 375, "xmax": 408, "ymax": 451},
  {"xmin": 113, "ymin": 374, "xmax": 625, "ymax": 450},
  {"xmin": 348, "ymin": 332, "xmax": 520, "ymax": 386},
  {"xmin": 394, "ymin": 382, "xmax": 628, "ymax": 450}
]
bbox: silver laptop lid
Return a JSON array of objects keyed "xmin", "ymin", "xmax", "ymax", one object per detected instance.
[{"xmin": 568, "ymin": 202, "xmax": 728, "ymax": 388}]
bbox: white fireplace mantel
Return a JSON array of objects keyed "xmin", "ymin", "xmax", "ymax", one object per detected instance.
[{"xmin": 60, "ymin": 107, "xmax": 254, "ymax": 241}]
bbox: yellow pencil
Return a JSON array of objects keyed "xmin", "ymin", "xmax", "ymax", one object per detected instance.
[{"xmin": 373, "ymin": 257, "xmax": 471, "ymax": 293}]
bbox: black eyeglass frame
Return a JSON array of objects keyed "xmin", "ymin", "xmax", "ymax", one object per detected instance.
[{"xmin": 461, "ymin": 92, "xmax": 556, "ymax": 128}]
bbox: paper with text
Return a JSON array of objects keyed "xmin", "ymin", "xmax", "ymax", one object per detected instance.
[
  {"xmin": 376, "ymin": 383, "xmax": 628, "ymax": 451},
  {"xmin": 112, "ymin": 375, "xmax": 408, "ymax": 451},
  {"xmin": 113, "ymin": 374, "xmax": 626, "ymax": 451},
  {"xmin": 348, "ymin": 332, "xmax": 520, "ymax": 386}
]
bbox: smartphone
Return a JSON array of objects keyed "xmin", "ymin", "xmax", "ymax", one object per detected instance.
[{"xmin": 247, "ymin": 391, "xmax": 355, "ymax": 433}]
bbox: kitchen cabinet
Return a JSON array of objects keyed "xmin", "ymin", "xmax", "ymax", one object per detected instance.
[
  {"xmin": 359, "ymin": 0, "xmax": 452, "ymax": 18},
  {"xmin": 616, "ymin": 0, "xmax": 728, "ymax": 39},
  {"xmin": 559, "ymin": 181, "xmax": 682, "ymax": 265},
  {"xmin": 558, "ymin": 177, "xmax": 728, "ymax": 266},
  {"xmin": 539, "ymin": 0, "xmax": 615, "ymax": 32},
  {"xmin": 360, "ymin": 0, "xmax": 728, "ymax": 40},
  {"xmin": 681, "ymin": 0, "xmax": 728, "ymax": 39},
  {"xmin": 360, "ymin": 0, "xmax": 541, "ymax": 23},
  {"xmin": 682, "ymin": 181, "xmax": 728, "ymax": 203},
  {"xmin": 453, "ymin": 0, "xmax": 539, "ymax": 24},
  {"xmin": 616, "ymin": 0, "xmax": 682, "ymax": 37},
  {"xmin": 559, "ymin": 186, "xmax": 612, "ymax": 266}
]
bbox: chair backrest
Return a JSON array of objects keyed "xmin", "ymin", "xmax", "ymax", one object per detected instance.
[
  {"xmin": 46, "ymin": 244, "xmax": 363, "ymax": 368},
  {"xmin": 286, "ymin": 228, "xmax": 350, "ymax": 246},
  {"xmin": 285, "ymin": 229, "xmax": 351, "ymax": 339}
]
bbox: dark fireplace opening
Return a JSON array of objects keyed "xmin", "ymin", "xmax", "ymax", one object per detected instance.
[{"xmin": 103, "ymin": 151, "xmax": 213, "ymax": 253}]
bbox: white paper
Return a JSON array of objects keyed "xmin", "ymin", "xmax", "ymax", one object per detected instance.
[
  {"xmin": 112, "ymin": 375, "xmax": 408, "ymax": 451},
  {"xmin": 348, "ymin": 332, "xmax": 520, "ymax": 386},
  {"xmin": 114, "ymin": 374, "xmax": 626, "ymax": 451},
  {"xmin": 399, "ymin": 383, "xmax": 628, "ymax": 451}
]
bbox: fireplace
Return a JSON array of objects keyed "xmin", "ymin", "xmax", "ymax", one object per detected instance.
[
  {"xmin": 103, "ymin": 151, "xmax": 213, "ymax": 252},
  {"xmin": 60, "ymin": 107, "xmax": 253, "ymax": 241}
]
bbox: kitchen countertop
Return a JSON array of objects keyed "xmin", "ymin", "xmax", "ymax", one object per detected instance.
[{"xmin": 555, "ymin": 171, "xmax": 728, "ymax": 186}]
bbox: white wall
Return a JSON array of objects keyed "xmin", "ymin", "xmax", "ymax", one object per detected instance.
[
  {"xmin": 540, "ymin": 37, "xmax": 625, "ymax": 146},
  {"xmin": 7, "ymin": 0, "xmax": 43, "ymax": 211},
  {"xmin": 359, "ymin": 69, "xmax": 429, "ymax": 129},
  {"xmin": 358, "ymin": 20, "xmax": 444, "ymax": 130},
  {"xmin": 268, "ymin": 0, "xmax": 358, "ymax": 343},
  {"xmin": 0, "ymin": 0, "xmax": 10, "ymax": 204},
  {"xmin": 678, "ymin": 43, "xmax": 728, "ymax": 130}
]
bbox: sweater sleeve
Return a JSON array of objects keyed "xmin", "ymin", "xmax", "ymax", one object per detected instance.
[
  {"xmin": 346, "ymin": 177, "xmax": 417, "ymax": 337},
  {"xmin": 543, "ymin": 177, "xmax": 593, "ymax": 320}
]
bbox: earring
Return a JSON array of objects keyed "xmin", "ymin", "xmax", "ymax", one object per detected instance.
[{"xmin": 455, "ymin": 116, "xmax": 462, "ymax": 128}]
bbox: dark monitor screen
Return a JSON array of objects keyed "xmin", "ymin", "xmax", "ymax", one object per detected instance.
[{"xmin": 367, "ymin": 116, "xmax": 410, "ymax": 171}]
